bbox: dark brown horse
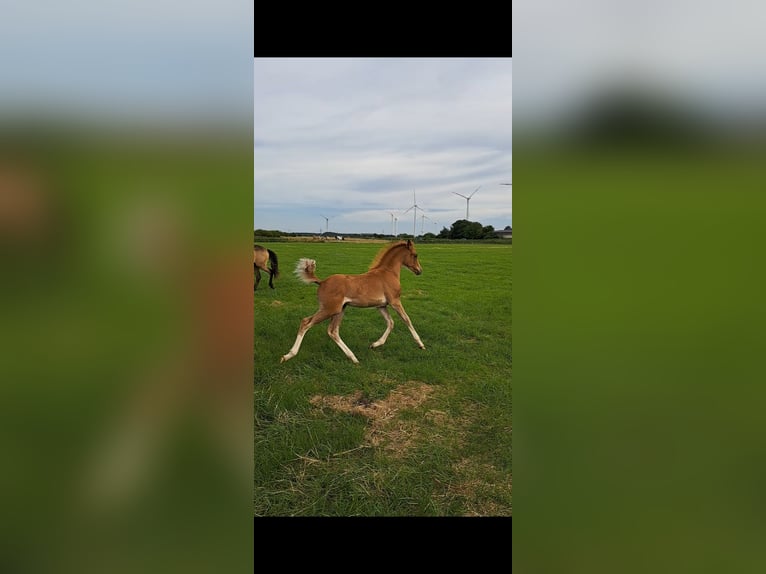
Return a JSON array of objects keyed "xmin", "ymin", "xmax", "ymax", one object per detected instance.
[
  {"xmin": 254, "ymin": 245, "xmax": 279, "ymax": 290},
  {"xmin": 281, "ymin": 240, "xmax": 425, "ymax": 364}
]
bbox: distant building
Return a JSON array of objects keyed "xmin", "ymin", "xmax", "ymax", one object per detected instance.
[{"xmin": 496, "ymin": 225, "xmax": 512, "ymax": 240}]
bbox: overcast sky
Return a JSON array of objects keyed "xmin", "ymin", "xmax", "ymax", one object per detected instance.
[
  {"xmin": 254, "ymin": 58, "xmax": 512, "ymax": 236},
  {"xmin": 0, "ymin": 0, "xmax": 251, "ymax": 123},
  {"xmin": 513, "ymin": 0, "xmax": 766, "ymax": 128}
]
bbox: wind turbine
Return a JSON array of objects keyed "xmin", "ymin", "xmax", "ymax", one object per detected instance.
[
  {"xmin": 320, "ymin": 214, "xmax": 332, "ymax": 236},
  {"xmin": 387, "ymin": 211, "xmax": 397, "ymax": 237},
  {"xmin": 453, "ymin": 186, "xmax": 480, "ymax": 220},
  {"xmin": 401, "ymin": 190, "xmax": 427, "ymax": 238},
  {"xmin": 420, "ymin": 212, "xmax": 433, "ymax": 234}
]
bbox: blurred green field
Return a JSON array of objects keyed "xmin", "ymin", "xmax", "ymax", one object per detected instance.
[
  {"xmin": 254, "ymin": 241, "xmax": 512, "ymax": 516},
  {"xmin": 1, "ymin": 129, "xmax": 254, "ymax": 573},
  {"xmin": 514, "ymin": 146, "xmax": 766, "ymax": 573}
]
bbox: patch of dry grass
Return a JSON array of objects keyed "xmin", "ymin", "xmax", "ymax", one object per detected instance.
[
  {"xmin": 310, "ymin": 381, "xmax": 435, "ymax": 457},
  {"xmin": 449, "ymin": 458, "xmax": 513, "ymax": 517},
  {"xmin": 307, "ymin": 381, "xmax": 511, "ymax": 516}
]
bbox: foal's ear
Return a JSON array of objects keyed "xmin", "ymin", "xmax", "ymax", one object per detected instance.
[{"xmin": 406, "ymin": 239, "xmax": 413, "ymax": 248}]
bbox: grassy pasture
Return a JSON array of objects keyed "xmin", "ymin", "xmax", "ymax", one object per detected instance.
[{"xmin": 254, "ymin": 241, "xmax": 512, "ymax": 516}]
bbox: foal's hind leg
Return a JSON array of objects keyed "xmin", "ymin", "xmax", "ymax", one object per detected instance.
[
  {"xmin": 327, "ymin": 309, "xmax": 359, "ymax": 364},
  {"xmin": 370, "ymin": 306, "xmax": 394, "ymax": 349},
  {"xmin": 280, "ymin": 308, "xmax": 334, "ymax": 363},
  {"xmin": 389, "ymin": 300, "xmax": 425, "ymax": 350}
]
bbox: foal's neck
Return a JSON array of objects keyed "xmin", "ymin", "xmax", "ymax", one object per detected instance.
[
  {"xmin": 368, "ymin": 243, "xmax": 409, "ymax": 278},
  {"xmin": 378, "ymin": 252, "xmax": 407, "ymax": 275}
]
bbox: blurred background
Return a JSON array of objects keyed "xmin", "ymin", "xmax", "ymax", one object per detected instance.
[
  {"xmin": 0, "ymin": 1, "xmax": 253, "ymax": 572},
  {"xmin": 513, "ymin": 1, "xmax": 766, "ymax": 572}
]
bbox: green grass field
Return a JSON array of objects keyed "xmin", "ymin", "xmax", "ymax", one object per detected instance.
[{"xmin": 254, "ymin": 241, "xmax": 512, "ymax": 516}]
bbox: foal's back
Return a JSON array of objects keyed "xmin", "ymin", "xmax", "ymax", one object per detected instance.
[{"xmin": 318, "ymin": 269, "xmax": 394, "ymax": 309}]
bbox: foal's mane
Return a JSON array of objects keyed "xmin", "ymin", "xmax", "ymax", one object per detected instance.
[{"xmin": 368, "ymin": 241, "xmax": 409, "ymax": 271}]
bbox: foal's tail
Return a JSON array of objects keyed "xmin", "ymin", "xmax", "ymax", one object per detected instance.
[
  {"xmin": 294, "ymin": 258, "xmax": 321, "ymax": 285},
  {"xmin": 267, "ymin": 249, "xmax": 279, "ymax": 277}
]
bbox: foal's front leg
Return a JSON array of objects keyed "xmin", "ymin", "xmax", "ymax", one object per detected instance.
[
  {"xmin": 370, "ymin": 306, "xmax": 394, "ymax": 349},
  {"xmin": 389, "ymin": 300, "xmax": 425, "ymax": 350}
]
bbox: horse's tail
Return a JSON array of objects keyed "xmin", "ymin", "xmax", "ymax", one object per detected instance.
[
  {"xmin": 267, "ymin": 249, "xmax": 279, "ymax": 277},
  {"xmin": 294, "ymin": 258, "xmax": 321, "ymax": 285}
]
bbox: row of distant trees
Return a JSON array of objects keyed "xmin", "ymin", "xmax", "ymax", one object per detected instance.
[
  {"xmin": 255, "ymin": 219, "xmax": 508, "ymax": 241},
  {"xmin": 253, "ymin": 229, "xmax": 285, "ymax": 238},
  {"xmin": 435, "ymin": 219, "xmax": 498, "ymax": 240}
]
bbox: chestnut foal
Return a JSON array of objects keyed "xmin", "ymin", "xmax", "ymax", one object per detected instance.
[{"xmin": 281, "ymin": 240, "xmax": 425, "ymax": 364}]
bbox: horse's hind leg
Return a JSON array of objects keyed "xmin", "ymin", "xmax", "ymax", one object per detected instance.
[
  {"xmin": 268, "ymin": 269, "xmax": 275, "ymax": 289},
  {"xmin": 254, "ymin": 266, "xmax": 261, "ymax": 291},
  {"xmin": 389, "ymin": 300, "xmax": 425, "ymax": 350},
  {"xmin": 370, "ymin": 306, "xmax": 394, "ymax": 349},
  {"xmin": 327, "ymin": 310, "xmax": 359, "ymax": 364},
  {"xmin": 281, "ymin": 309, "xmax": 334, "ymax": 363}
]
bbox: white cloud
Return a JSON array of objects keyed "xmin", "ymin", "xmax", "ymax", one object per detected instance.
[{"xmin": 254, "ymin": 58, "xmax": 513, "ymax": 234}]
